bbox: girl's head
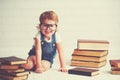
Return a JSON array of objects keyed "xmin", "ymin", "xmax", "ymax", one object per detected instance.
[
  {"xmin": 39, "ymin": 11, "xmax": 59, "ymax": 39},
  {"xmin": 39, "ymin": 11, "xmax": 58, "ymax": 24}
]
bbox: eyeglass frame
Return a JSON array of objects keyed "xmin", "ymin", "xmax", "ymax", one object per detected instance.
[{"xmin": 40, "ymin": 23, "xmax": 57, "ymax": 31}]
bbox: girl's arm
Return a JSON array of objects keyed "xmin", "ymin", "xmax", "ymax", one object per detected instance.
[
  {"xmin": 56, "ymin": 42, "xmax": 67, "ymax": 72},
  {"xmin": 34, "ymin": 37, "xmax": 43, "ymax": 73}
]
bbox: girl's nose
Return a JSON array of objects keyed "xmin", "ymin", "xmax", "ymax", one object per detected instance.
[{"xmin": 46, "ymin": 26, "xmax": 51, "ymax": 30}]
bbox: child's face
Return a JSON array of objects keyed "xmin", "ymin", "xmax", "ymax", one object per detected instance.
[{"xmin": 40, "ymin": 19, "xmax": 57, "ymax": 39}]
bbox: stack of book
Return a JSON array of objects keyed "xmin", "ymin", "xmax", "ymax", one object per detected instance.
[
  {"xmin": 109, "ymin": 60, "xmax": 120, "ymax": 75},
  {"xmin": 0, "ymin": 56, "xmax": 30, "ymax": 80},
  {"xmin": 70, "ymin": 39, "xmax": 109, "ymax": 68}
]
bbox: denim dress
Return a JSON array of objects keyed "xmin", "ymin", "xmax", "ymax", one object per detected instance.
[{"xmin": 28, "ymin": 32, "xmax": 57, "ymax": 64}]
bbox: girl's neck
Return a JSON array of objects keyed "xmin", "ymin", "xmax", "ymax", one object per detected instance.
[{"xmin": 45, "ymin": 36, "xmax": 51, "ymax": 40}]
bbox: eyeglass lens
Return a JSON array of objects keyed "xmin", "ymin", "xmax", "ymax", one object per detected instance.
[{"xmin": 41, "ymin": 23, "xmax": 57, "ymax": 30}]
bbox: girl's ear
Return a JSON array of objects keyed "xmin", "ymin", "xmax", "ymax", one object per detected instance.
[{"xmin": 54, "ymin": 24, "xmax": 58, "ymax": 32}]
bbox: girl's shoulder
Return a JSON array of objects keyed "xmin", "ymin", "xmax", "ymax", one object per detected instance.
[
  {"xmin": 35, "ymin": 31, "xmax": 41, "ymax": 41},
  {"xmin": 55, "ymin": 32, "xmax": 62, "ymax": 43}
]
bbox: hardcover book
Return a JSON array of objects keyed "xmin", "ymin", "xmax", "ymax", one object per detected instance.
[
  {"xmin": 109, "ymin": 60, "xmax": 120, "ymax": 68},
  {"xmin": 111, "ymin": 70, "xmax": 120, "ymax": 75},
  {"xmin": 0, "ymin": 56, "xmax": 27, "ymax": 65},
  {"xmin": 72, "ymin": 55, "xmax": 107, "ymax": 62},
  {"xmin": 0, "ymin": 74, "xmax": 28, "ymax": 80},
  {"xmin": 73, "ymin": 49, "xmax": 108, "ymax": 57},
  {"xmin": 0, "ymin": 71, "xmax": 30, "ymax": 77},
  {"xmin": 77, "ymin": 39, "xmax": 109, "ymax": 50},
  {"xmin": 0, "ymin": 68, "xmax": 25, "ymax": 73},
  {"xmin": 111, "ymin": 67, "xmax": 120, "ymax": 71},
  {"xmin": 0, "ymin": 64, "xmax": 20, "ymax": 69},
  {"xmin": 68, "ymin": 67, "xmax": 99, "ymax": 76},
  {"xmin": 71, "ymin": 60, "xmax": 106, "ymax": 68}
]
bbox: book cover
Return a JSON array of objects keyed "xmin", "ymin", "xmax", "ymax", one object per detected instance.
[
  {"xmin": 72, "ymin": 55, "xmax": 107, "ymax": 62},
  {"xmin": 109, "ymin": 60, "xmax": 120, "ymax": 68},
  {"xmin": 77, "ymin": 39, "xmax": 109, "ymax": 50},
  {"xmin": 111, "ymin": 67, "xmax": 120, "ymax": 71},
  {"xmin": 0, "ymin": 68, "xmax": 25, "ymax": 73},
  {"xmin": 68, "ymin": 67, "xmax": 99, "ymax": 76},
  {"xmin": 0, "ymin": 64, "xmax": 20, "ymax": 69},
  {"xmin": 111, "ymin": 70, "xmax": 120, "ymax": 75},
  {"xmin": 0, "ymin": 56, "xmax": 27, "ymax": 65},
  {"xmin": 0, "ymin": 71, "xmax": 30, "ymax": 77},
  {"xmin": 71, "ymin": 60, "xmax": 106, "ymax": 68},
  {"xmin": 73, "ymin": 49, "xmax": 108, "ymax": 57},
  {"xmin": 0, "ymin": 74, "xmax": 28, "ymax": 80}
]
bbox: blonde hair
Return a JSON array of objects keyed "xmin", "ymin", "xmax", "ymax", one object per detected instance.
[{"xmin": 39, "ymin": 11, "xmax": 59, "ymax": 24}]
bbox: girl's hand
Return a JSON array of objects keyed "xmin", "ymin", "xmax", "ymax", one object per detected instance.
[
  {"xmin": 58, "ymin": 67, "xmax": 68, "ymax": 72},
  {"xmin": 34, "ymin": 37, "xmax": 39, "ymax": 45}
]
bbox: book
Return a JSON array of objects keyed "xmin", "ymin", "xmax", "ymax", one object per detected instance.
[
  {"xmin": 0, "ymin": 79, "xmax": 5, "ymax": 80},
  {"xmin": 0, "ymin": 56, "xmax": 27, "ymax": 65},
  {"xmin": 72, "ymin": 55, "xmax": 107, "ymax": 62},
  {"xmin": 111, "ymin": 70, "xmax": 120, "ymax": 75},
  {"xmin": 73, "ymin": 49, "xmax": 108, "ymax": 57},
  {"xmin": 111, "ymin": 67, "xmax": 120, "ymax": 71},
  {"xmin": 0, "ymin": 64, "xmax": 20, "ymax": 69},
  {"xmin": 68, "ymin": 67, "xmax": 99, "ymax": 76},
  {"xmin": 0, "ymin": 74, "xmax": 28, "ymax": 80},
  {"xmin": 0, "ymin": 71, "xmax": 30, "ymax": 77},
  {"xmin": 0, "ymin": 68, "xmax": 25, "ymax": 73},
  {"xmin": 77, "ymin": 39, "xmax": 109, "ymax": 50},
  {"xmin": 71, "ymin": 60, "xmax": 106, "ymax": 68},
  {"xmin": 109, "ymin": 60, "xmax": 120, "ymax": 68}
]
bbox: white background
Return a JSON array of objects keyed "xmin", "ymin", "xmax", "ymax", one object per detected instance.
[{"xmin": 0, "ymin": 0, "xmax": 120, "ymax": 80}]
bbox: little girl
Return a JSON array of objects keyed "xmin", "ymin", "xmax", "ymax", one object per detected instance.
[{"xmin": 22, "ymin": 11, "xmax": 67, "ymax": 73}]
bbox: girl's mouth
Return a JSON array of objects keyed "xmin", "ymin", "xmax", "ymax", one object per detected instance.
[{"xmin": 45, "ymin": 30, "xmax": 52, "ymax": 34}]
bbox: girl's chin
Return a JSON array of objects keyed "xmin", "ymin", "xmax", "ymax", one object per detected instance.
[
  {"xmin": 42, "ymin": 31, "xmax": 54, "ymax": 37},
  {"xmin": 45, "ymin": 32, "xmax": 51, "ymax": 35}
]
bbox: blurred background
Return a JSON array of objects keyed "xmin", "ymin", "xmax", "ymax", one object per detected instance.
[{"xmin": 0, "ymin": 0, "xmax": 120, "ymax": 63}]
